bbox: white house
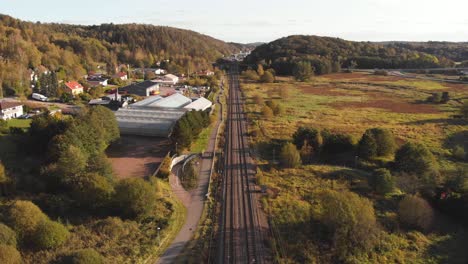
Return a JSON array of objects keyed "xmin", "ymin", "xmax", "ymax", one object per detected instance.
[
  {"xmin": 0, "ymin": 101, "xmax": 24, "ymax": 120},
  {"xmin": 155, "ymin": 68, "xmax": 166, "ymax": 75},
  {"xmin": 163, "ymin": 74, "xmax": 179, "ymax": 85}
]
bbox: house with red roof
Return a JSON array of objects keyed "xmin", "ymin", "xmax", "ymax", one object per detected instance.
[
  {"xmin": 113, "ymin": 72, "xmax": 128, "ymax": 81},
  {"xmin": 64, "ymin": 81, "xmax": 84, "ymax": 96}
]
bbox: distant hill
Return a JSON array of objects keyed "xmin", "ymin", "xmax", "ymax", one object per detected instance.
[
  {"xmin": 245, "ymin": 35, "xmax": 457, "ymax": 75},
  {"xmin": 0, "ymin": 14, "xmax": 239, "ymax": 96},
  {"xmin": 378, "ymin": 41, "xmax": 468, "ymax": 62}
]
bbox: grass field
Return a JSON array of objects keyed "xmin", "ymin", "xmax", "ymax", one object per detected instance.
[
  {"xmin": 242, "ymin": 72, "xmax": 468, "ymax": 263},
  {"xmin": 6, "ymin": 118, "xmax": 32, "ymax": 128},
  {"xmin": 242, "ymin": 72, "xmax": 467, "ymax": 168}
]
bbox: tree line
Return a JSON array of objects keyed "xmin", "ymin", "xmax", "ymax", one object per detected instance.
[{"xmin": 245, "ymin": 35, "xmax": 456, "ymax": 76}]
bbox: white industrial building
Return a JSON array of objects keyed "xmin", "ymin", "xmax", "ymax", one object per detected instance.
[{"xmin": 115, "ymin": 93, "xmax": 213, "ymax": 137}]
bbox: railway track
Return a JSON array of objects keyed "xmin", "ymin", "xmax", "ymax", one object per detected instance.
[{"xmin": 217, "ymin": 63, "xmax": 268, "ymax": 263}]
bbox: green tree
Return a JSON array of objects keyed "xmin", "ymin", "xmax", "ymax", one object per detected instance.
[
  {"xmin": 357, "ymin": 131, "xmax": 378, "ymax": 159},
  {"xmin": 260, "ymin": 71, "xmax": 275, "ymax": 83},
  {"xmin": 60, "ymin": 249, "xmax": 104, "ymax": 264},
  {"xmin": 114, "ymin": 178, "xmax": 157, "ymax": 219},
  {"xmin": 280, "ymin": 143, "xmax": 302, "ymax": 168},
  {"xmin": 398, "ymin": 195, "xmax": 434, "ymax": 231},
  {"xmin": 395, "ymin": 142, "xmax": 437, "ymax": 175},
  {"xmin": 292, "ymin": 127, "xmax": 322, "ymax": 153},
  {"xmin": 358, "ymin": 128, "xmax": 396, "ymax": 159},
  {"xmin": 293, "ymin": 61, "xmax": 313, "ymax": 82},
  {"xmin": 71, "ymin": 173, "xmax": 114, "ymax": 210},
  {"xmin": 319, "ymin": 190, "xmax": 379, "ymax": 259},
  {"xmin": 57, "ymin": 145, "xmax": 88, "ymax": 179},
  {"xmin": 371, "ymin": 169, "xmax": 395, "ymax": 194},
  {"xmin": 0, "ymin": 245, "xmax": 21, "ymax": 264},
  {"xmin": 31, "ymin": 220, "xmax": 69, "ymax": 249},
  {"xmin": 7, "ymin": 200, "xmax": 48, "ymax": 240},
  {"xmin": 0, "ymin": 223, "xmax": 17, "ymax": 247}
]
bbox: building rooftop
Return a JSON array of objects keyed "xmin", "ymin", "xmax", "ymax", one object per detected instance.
[
  {"xmin": 150, "ymin": 93, "xmax": 191, "ymax": 108},
  {"xmin": 0, "ymin": 101, "xmax": 23, "ymax": 110},
  {"xmin": 184, "ymin": 97, "xmax": 213, "ymax": 111}
]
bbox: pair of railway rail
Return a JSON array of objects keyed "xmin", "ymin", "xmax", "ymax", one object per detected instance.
[{"xmin": 216, "ymin": 64, "xmax": 267, "ymax": 264}]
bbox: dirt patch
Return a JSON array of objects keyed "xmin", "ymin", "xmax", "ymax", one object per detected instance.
[
  {"xmin": 107, "ymin": 136, "xmax": 171, "ymax": 179},
  {"xmin": 330, "ymin": 99, "xmax": 440, "ymax": 114},
  {"xmin": 300, "ymin": 85, "xmax": 350, "ymax": 96},
  {"xmin": 442, "ymin": 82, "xmax": 468, "ymax": 93}
]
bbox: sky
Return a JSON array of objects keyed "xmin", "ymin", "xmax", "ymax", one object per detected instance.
[{"xmin": 1, "ymin": 0, "xmax": 468, "ymax": 43}]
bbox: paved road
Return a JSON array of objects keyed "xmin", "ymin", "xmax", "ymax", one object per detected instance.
[{"xmin": 157, "ymin": 85, "xmax": 223, "ymax": 264}]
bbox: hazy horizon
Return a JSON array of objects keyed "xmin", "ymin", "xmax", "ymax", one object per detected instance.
[{"xmin": 1, "ymin": 0, "xmax": 468, "ymax": 43}]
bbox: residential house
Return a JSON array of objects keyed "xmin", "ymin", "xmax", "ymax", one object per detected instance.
[
  {"xmin": 64, "ymin": 81, "xmax": 84, "ymax": 96},
  {"xmin": 163, "ymin": 74, "xmax": 179, "ymax": 85},
  {"xmin": 113, "ymin": 72, "xmax": 128, "ymax": 81},
  {"xmin": 0, "ymin": 101, "xmax": 24, "ymax": 120},
  {"xmin": 155, "ymin": 68, "xmax": 166, "ymax": 75},
  {"xmin": 87, "ymin": 76, "xmax": 109, "ymax": 87},
  {"xmin": 197, "ymin": 70, "xmax": 215, "ymax": 76},
  {"xmin": 121, "ymin": 80, "xmax": 160, "ymax": 97}
]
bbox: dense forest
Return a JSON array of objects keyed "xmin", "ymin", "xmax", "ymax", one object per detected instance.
[
  {"xmin": 244, "ymin": 35, "xmax": 458, "ymax": 75},
  {"xmin": 385, "ymin": 41, "xmax": 468, "ymax": 62},
  {"xmin": 0, "ymin": 14, "xmax": 240, "ymax": 97}
]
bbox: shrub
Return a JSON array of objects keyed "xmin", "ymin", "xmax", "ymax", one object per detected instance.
[
  {"xmin": 319, "ymin": 190, "xmax": 379, "ymax": 259},
  {"xmin": 71, "ymin": 173, "xmax": 114, "ymax": 209},
  {"xmin": 398, "ymin": 195, "xmax": 434, "ymax": 231},
  {"xmin": 7, "ymin": 200, "xmax": 48, "ymax": 239},
  {"xmin": 0, "ymin": 223, "xmax": 17, "ymax": 247},
  {"xmin": 321, "ymin": 131, "xmax": 355, "ymax": 158},
  {"xmin": 280, "ymin": 143, "xmax": 302, "ymax": 168},
  {"xmin": 60, "ymin": 249, "xmax": 104, "ymax": 264},
  {"xmin": 452, "ymin": 145, "xmax": 466, "ymax": 161},
  {"xmin": 252, "ymin": 94, "xmax": 263, "ymax": 105},
  {"xmin": 114, "ymin": 178, "xmax": 157, "ymax": 219},
  {"xmin": 371, "ymin": 169, "xmax": 395, "ymax": 195},
  {"xmin": 261, "ymin": 105, "xmax": 273, "ymax": 119},
  {"xmin": 394, "ymin": 142, "xmax": 437, "ymax": 175},
  {"xmin": 32, "ymin": 220, "xmax": 69, "ymax": 249},
  {"xmin": 260, "ymin": 71, "xmax": 275, "ymax": 83},
  {"xmin": 0, "ymin": 245, "xmax": 21, "ymax": 264},
  {"xmin": 358, "ymin": 128, "xmax": 396, "ymax": 159}
]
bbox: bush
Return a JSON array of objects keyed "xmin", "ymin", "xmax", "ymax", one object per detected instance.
[
  {"xmin": 7, "ymin": 200, "xmax": 48, "ymax": 239},
  {"xmin": 260, "ymin": 71, "xmax": 275, "ymax": 83},
  {"xmin": 319, "ymin": 190, "xmax": 379, "ymax": 259},
  {"xmin": 261, "ymin": 105, "xmax": 273, "ymax": 119},
  {"xmin": 452, "ymin": 145, "xmax": 466, "ymax": 161},
  {"xmin": 280, "ymin": 143, "xmax": 302, "ymax": 168},
  {"xmin": 32, "ymin": 220, "xmax": 69, "ymax": 249},
  {"xmin": 60, "ymin": 249, "xmax": 104, "ymax": 264},
  {"xmin": 398, "ymin": 195, "xmax": 434, "ymax": 231},
  {"xmin": 0, "ymin": 245, "xmax": 21, "ymax": 264},
  {"xmin": 0, "ymin": 223, "xmax": 17, "ymax": 247},
  {"xmin": 242, "ymin": 70, "xmax": 259, "ymax": 81},
  {"xmin": 358, "ymin": 128, "xmax": 396, "ymax": 159},
  {"xmin": 71, "ymin": 173, "xmax": 114, "ymax": 209},
  {"xmin": 252, "ymin": 94, "xmax": 263, "ymax": 105},
  {"xmin": 394, "ymin": 142, "xmax": 437, "ymax": 175},
  {"xmin": 321, "ymin": 131, "xmax": 355, "ymax": 158},
  {"xmin": 371, "ymin": 169, "xmax": 395, "ymax": 195},
  {"xmin": 114, "ymin": 178, "xmax": 157, "ymax": 219}
]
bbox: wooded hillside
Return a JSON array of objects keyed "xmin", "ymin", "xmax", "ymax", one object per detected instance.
[
  {"xmin": 0, "ymin": 14, "xmax": 239, "ymax": 96},
  {"xmin": 245, "ymin": 35, "xmax": 457, "ymax": 75}
]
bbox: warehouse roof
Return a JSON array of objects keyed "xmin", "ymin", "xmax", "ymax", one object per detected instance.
[
  {"xmin": 184, "ymin": 97, "xmax": 213, "ymax": 111},
  {"xmin": 149, "ymin": 93, "xmax": 191, "ymax": 108}
]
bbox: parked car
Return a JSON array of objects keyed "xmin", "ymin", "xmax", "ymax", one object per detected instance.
[{"xmin": 32, "ymin": 93, "xmax": 48, "ymax": 102}]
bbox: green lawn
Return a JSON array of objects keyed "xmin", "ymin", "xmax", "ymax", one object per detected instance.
[{"xmin": 7, "ymin": 118, "xmax": 32, "ymax": 128}]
